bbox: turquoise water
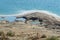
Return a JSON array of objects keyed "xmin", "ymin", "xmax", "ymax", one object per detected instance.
[
  {"xmin": 0, "ymin": 0, "xmax": 60, "ymax": 15},
  {"xmin": 0, "ymin": 0, "xmax": 60, "ymax": 21}
]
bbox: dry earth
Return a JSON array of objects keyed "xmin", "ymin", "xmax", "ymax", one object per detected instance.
[{"xmin": 0, "ymin": 21, "xmax": 60, "ymax": 40}]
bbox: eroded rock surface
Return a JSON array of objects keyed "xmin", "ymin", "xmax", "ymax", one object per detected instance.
[{"xmin": 16, "ymin": 12, "xmax": 60, "ymax": 29}]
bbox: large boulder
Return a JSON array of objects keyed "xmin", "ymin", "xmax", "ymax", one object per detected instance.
[{"xmin": 16, "ymin": 12, "xmax": 60, "ymax": 25}]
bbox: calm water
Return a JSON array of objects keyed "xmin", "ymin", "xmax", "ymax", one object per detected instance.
[
  {"xmin": 0, "ymin": 0, "xmax": 60, "ymax": 21},
  {"xmin": 0, "ymin": 0, "xmax": 60, "ymax": 15}
]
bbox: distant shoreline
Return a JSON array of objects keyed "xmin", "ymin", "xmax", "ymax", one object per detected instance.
[{"xmin": 0, "ymin": 10, "xmax": 59, "ymax": 17}]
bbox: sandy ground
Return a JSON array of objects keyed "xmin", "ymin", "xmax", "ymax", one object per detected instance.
[{"xmin": 0, "ymin": 22, "xmax": 60, "ymax": 40}]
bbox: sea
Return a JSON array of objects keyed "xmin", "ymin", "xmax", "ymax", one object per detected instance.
[{"xmin": 0, "ymin": 0, "xmax": 60, "ymax": 22}]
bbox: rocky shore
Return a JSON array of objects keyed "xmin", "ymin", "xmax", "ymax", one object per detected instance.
[{"xmin": 0, "ymin": 12, "xmax": 60, "ymax": 40}]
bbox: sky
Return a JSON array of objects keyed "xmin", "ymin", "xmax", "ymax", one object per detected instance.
[{"xmin": 0, "ymin": 0, "xmax": 60, "ymax": 21}]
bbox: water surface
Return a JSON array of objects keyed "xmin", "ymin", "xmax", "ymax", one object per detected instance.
[{"xmin": 0, "ymin": 0, "xmax": 60, "ymax": 15}]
